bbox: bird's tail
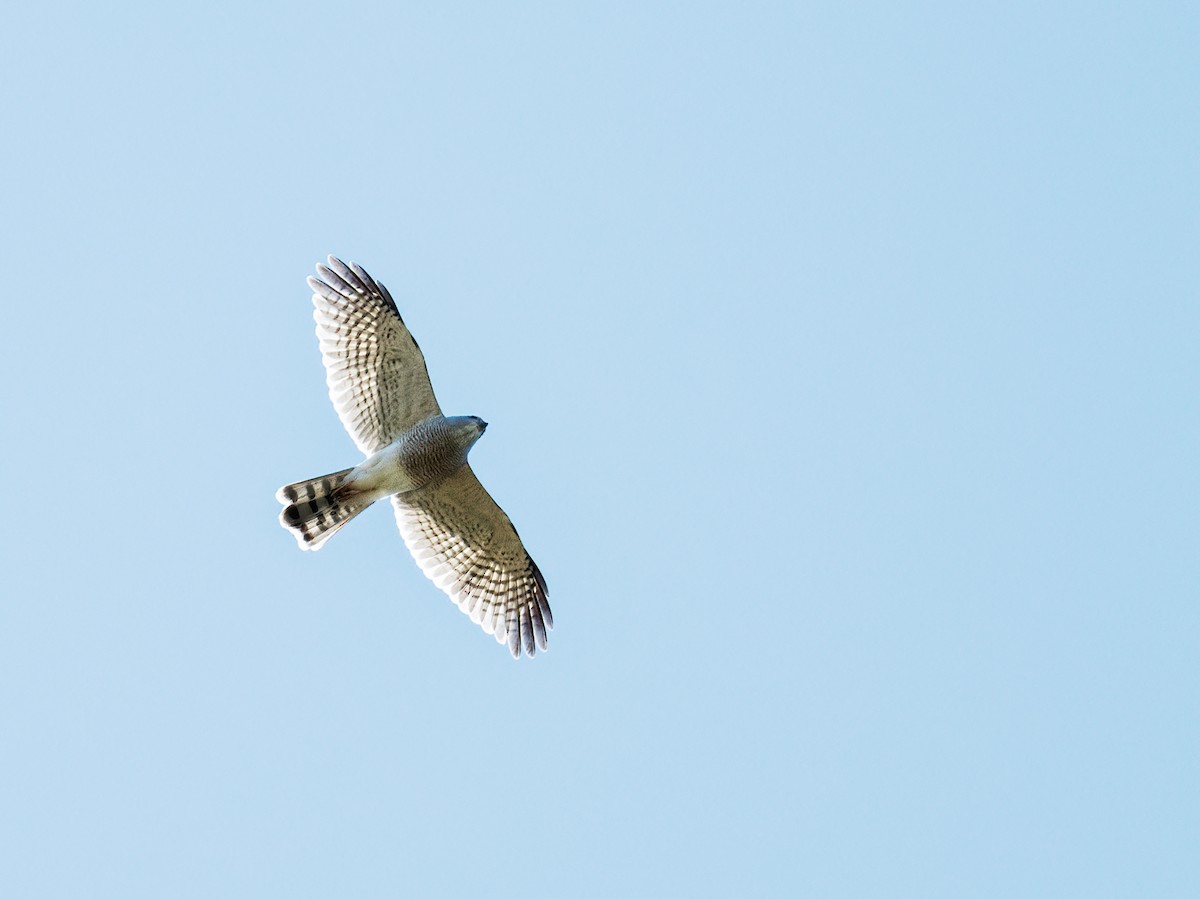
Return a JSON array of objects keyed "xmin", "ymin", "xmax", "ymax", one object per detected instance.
[{"xmin": 276, "ymin": 468, "xmax": 370, "ymax": 551}]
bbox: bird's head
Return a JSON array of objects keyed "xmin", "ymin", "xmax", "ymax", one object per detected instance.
[{"xmin": 447, "ymin": 415, "xmax": 488, "ymax": 453}]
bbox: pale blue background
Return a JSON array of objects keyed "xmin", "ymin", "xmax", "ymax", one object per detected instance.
[{"xmin": 1, "ymin": 2, "xmax": 1196, "ymax": 896}]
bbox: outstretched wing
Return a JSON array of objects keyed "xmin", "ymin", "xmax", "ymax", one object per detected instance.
[
  {"xmin": 309, "ymin": 256, "xmax": 442, "ymax": 455},
  {"xmin": 392, "ymin": 466, "xmax": 552, "ymax": 658}
]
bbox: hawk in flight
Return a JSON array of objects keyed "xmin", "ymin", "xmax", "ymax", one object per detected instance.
[{"xmin": 277, "ymin": 257, "xmax": 552, "ymax": 658}]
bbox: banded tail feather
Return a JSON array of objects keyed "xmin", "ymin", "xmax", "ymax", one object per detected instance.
[{"xmin": 277, "ymin": 468, "xmax": 369, "ymax": 551}]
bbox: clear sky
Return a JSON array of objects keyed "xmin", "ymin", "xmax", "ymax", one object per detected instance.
[{"xmin": 1, "ymin": 2, "xmax": 1196, "ymax": 896}]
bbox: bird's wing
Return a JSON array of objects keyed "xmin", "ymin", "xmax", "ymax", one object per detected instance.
[
  {"xmin": 392, "ymin": 465, "xmax": 552, "ymax": 658},
  {"xmin": 309, "ymin": 256, "xmax": 442, "ymax": 455}
]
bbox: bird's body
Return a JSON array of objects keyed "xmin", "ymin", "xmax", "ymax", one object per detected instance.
[
  {"xmin": 277, "ymin": 257, "xmax": 552, "ymax": 657},
  {"xmin": 342, "ymin": 415, "xmax": 486, "ymax": 505}
]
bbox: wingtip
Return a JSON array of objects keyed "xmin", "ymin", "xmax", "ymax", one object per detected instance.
[
  {"xmin": 501, "ymin": 615, "xmax": 551, "ymax": 659},
  {"xmin": 506, "ymin": 618, "xmax": 522, "ymax": 658},
  {"xmin": 318, "ymin": 254, "xmax": 347, "ymax": 274}
]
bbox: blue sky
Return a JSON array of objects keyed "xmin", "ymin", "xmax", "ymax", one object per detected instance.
[{"xmin": 1, "ymin": 2, "xmax": 1196, "ymax": 896}]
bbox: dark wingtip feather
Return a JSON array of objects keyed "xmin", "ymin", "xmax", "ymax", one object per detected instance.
[
  {"xmin": 325, "ymin": 256, "xmax": 367, "ymax": 294},
  {"xmin": 311, "ymin": 257, "xmax": 398, "ymax": 316},
  {"xmin": 507, "ymin": 620, "xmax": 521, "ymax": 658},
  {"xmin": 529, "ymin": 559, "xmax": 553, "ymax": 630}
]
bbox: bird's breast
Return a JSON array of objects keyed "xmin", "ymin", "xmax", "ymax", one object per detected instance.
[{"xmin": 350, "ymin": 416, "xmax": 467, "ymax": 499}]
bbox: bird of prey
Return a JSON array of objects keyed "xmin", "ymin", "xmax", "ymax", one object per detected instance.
[{"xmin": 277, "ymin": 256, "xmax": 552, "ymax": 658}]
